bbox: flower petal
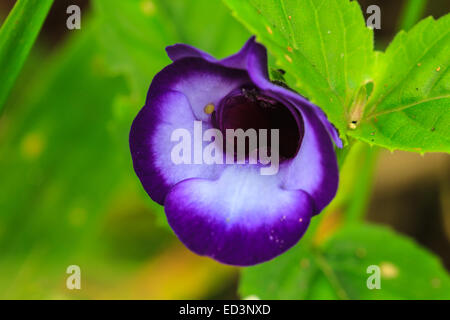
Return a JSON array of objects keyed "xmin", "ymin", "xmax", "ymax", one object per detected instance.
[
  {"xmin": 131, "ymin": 58, "xmax": 250, "ymax": 204},
  {"xmin": 281, "ymin": 103, "xmax": 339, "ymax": 213},
  {"xmin": 130, "ymin": 90, "xmax": 225, "ymax": 204},
  {"xmin": 164, "ymin": 165, "xmax": 314, "ymax": 266},
  {"xmin": 166, "ymin": 36, "xmax": 257, "ymax": 70},
  {"xmin": 148, "ymin": 58, "xmax": 250, "ymax": 122},
  {"xmin": 166, "ymin": 43, "xmax": 216, "ymax": 63}
]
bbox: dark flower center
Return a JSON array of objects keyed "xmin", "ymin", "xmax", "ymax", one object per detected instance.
[{"xmin": 215, "ymin": 87, "xmax": 303, "ymax": 160}]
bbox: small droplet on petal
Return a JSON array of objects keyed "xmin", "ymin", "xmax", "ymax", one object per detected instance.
[
  {"xmin": 266, "ymin": 25, "xmax": 273, "ymax": 35},
  {"xmin": 299, "ymin": 218, "xmax": 303, "ymax": 223},
  {"xmin": 204, "ymin": 103, "xmax": 215, "ymax": 114}
]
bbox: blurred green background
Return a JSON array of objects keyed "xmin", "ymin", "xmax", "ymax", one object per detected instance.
[{"xmin": 0, "ymin": 0, "xmax": 448, "ymax": 299}]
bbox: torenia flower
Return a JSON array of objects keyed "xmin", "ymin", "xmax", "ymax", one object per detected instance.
[{"xmin": 130, "ymin": 37, "xmax": 341, "ymax": 266}]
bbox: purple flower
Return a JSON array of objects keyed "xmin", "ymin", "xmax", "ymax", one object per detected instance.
[{"xmin": 129, "ymin": 37, "xmax": 341, "ymax": 266}]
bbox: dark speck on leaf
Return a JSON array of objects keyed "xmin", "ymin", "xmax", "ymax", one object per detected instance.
[
  {"xmin": 272, "ymin": 80, "xmax": 290, "ymax": 89},
  {"xmin": 431, "ymin": 127, "xmax": 436, "ymax": 132}
]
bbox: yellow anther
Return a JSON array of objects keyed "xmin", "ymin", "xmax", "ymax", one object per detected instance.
[{"xmin": 204, "ymin": 103, "xmax": 215, "ymax": 114}]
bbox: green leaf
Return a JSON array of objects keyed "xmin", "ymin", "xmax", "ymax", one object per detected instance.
[
  {"xmin": 0, "ymin": 0, "xmax": 54, "ymax": 113},
  {"xmin": 240, "ymin": 224, "xmax": 450, "ymax": 299},
  {"xmin": 349, "ymin": 14, "xmax": 450, "ymax": 153},
  {"xmin": 322, "ymin": 225, "xmax": 450, "ymax": 299},
  {"xmin": 223, "ymin": 0, "xmax": 375, "ymax": 143}
]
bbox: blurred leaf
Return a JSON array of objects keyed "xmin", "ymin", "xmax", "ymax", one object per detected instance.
[
  {"xmin": 349, "ymin": 14, "xmax": 450, "ymax": 153},
  {"xmin": 240, "ymin": 224, "xmax": 450, "ymax": 299},
  {"xmin": 92, "ymin": 0, "xmax": 176, "ymax": 107},
  {"xmin": 0, "ymin": 0, "xmax": 54, "ymax": 112},
  {"xmin": 223, "ymin": 0, "xmax": 375, "ymax": 143},
  {"xmin": 0, "ymin": 24, "xmax": 133, "ymax": 298},
  {"xmin": 157, "ymin": 0, "xmax": 251, "ymax": 57}
]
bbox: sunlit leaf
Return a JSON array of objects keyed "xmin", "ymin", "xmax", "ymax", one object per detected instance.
[{"xmin": 349, "ymin": 14, "xmax": 450, "ymax": 153}]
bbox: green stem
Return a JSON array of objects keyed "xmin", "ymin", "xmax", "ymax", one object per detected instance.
[
  {"xmin": 344, "ymin": 144, "xmax": 378, "ymax": 223},
  {"xmin": 0, "ymin": 0, "xmax": 54, "ymax": 114},
  {"xmin": 397, "ymin": 0, "xmax": 428, "ymax": 32}
]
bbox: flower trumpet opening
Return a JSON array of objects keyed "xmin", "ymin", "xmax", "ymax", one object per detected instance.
[{"xmin": 215, "ymin": 86, "xmax": 304, "ymax": 161}]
